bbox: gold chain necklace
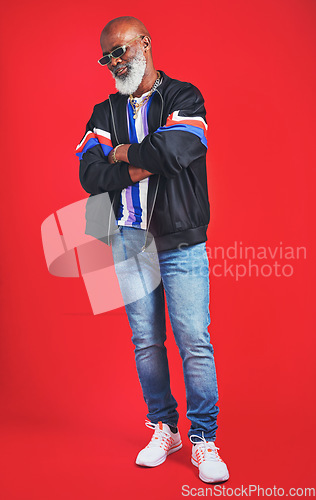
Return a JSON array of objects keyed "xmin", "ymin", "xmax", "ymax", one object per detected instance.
[{"xmin": 129, "ymin": 71, "xmax": 161, "ymax": 119}]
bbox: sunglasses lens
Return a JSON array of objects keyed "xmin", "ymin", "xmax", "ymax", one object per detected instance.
[
  {"xmin": 98, "ymin": 55, "xmax": 110, "ymax": 66},
  {"xmin": 112, "ymin": 47, "xmax": 125, "ymax": 59}
]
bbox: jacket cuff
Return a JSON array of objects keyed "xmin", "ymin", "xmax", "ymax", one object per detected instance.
[{"xmin": 128, "ymin": 143, "xmax": 143, "ymax": 168}]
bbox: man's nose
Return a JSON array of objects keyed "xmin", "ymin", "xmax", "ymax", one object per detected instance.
[{"xmin": 109, "ymin": 55, "xmax": 123, "ymax": 68}]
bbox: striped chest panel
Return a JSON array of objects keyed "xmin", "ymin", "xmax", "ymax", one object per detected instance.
[{"xmin": 116, "ymin": 92, "xmax": 153, "ymax": 230}]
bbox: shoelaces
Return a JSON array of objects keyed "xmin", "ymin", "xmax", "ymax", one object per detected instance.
[
  {"xmin": 145, "ymin": 420, "xmax": 173, "ymax": 450},
  {"xmin": 190, "ymin": 434, "xmax": 223, "ymax": 465}
]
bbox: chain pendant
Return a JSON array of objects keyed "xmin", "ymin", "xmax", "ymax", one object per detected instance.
[{"xmin": 129, "ymin": 72, "xmax": 161, "ymax": 120}]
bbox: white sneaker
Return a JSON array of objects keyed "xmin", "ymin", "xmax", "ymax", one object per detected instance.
[
  {"xmin": 136, "ymin": 420, "xmax": 182, "ymax": 467},
  {"xmin": 190, "ymin": 435, "xmax": 229, "ymax": 483}
]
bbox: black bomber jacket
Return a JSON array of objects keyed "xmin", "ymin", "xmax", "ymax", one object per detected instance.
[{"xmin": 78, "ymin": 71, "xmax": 210, "ymax": 252}]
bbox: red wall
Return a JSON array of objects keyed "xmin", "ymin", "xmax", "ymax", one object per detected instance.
[{"xmin": 1, "ymin": 1, "xmax": 315, "ymax": 498}]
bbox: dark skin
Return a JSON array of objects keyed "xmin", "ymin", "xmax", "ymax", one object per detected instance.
[{"xmin": 100, "ymin": 18, "xmax": 157, "ymax": 182}]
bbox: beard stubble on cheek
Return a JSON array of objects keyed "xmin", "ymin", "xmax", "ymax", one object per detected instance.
[{"xmin": 111, "ymin": 48, "xmax": 147, "ymax": 95}]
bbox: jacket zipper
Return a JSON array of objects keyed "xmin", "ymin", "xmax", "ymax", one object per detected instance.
[
  {"xmin": 141, "ymin": 89, "xmax": 164, "ymax": 252},
  {"xmin": 108, "ymin": 91, "xmax": 164, "ymax": 252},
  {"xmin": 107, "ymin": 95, "xmax": 119, "ymax": 245}
]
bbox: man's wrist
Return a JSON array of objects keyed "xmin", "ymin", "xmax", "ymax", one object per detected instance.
[
  {"xmin": 112, "ymin": 144, "xmax": 124, "ymax": 163},
  {"xmin": 109, "ymin": 144, "xmax": 131, "ymax": 164}
]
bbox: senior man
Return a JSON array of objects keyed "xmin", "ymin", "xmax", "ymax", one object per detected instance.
[{"xmin": 76, "ymin": 16, "xmax": 229, "ymax": 483}]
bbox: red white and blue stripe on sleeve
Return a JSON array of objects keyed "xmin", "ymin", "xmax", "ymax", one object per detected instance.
[
  {"xmin": 75, "ymin": 128, "xmax": 112, "ymax": 160},
  {"xmin": 155, "ymin": 110, "xmax": 208, "ymax": 148}
]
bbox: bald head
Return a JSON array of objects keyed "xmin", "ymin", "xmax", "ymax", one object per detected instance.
[{"xmin": 100, "ymin": 16, "xmax": 150, "ymax": 46}]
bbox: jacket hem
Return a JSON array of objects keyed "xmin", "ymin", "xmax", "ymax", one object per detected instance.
[{"xmin": 154, "ymin": 225, "xmax": 208, "ymax": 252}]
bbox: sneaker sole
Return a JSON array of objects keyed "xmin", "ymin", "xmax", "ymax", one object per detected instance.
[
  {"xmin": 136, "ymin": 441, "xmax": 183, "ymax": 467},
  {"xmin": 191, "ymin": 456, "xmax": 229, "ymax": 483}
]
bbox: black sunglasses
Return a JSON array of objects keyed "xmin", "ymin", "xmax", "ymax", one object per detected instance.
[{"xmin": 98, "ymin": 35, "xmax": 145, "ymax": 66}]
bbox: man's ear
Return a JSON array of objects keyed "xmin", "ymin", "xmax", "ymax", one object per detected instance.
[{"xmin": 142, "ymin": 35, "xmax": 151, "ymax": 52}]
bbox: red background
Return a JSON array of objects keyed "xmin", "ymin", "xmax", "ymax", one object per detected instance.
[{"xmin": 1, "ymin": 0, "xmax": 315, "ymax": 498}]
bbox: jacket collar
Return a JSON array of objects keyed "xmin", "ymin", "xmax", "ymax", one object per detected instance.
[{"xmin": 108, "ymin": 70, "xmax": 169, "ymax": 143}]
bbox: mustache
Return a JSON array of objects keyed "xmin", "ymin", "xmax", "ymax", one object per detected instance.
[{"xmin": 111, "ymin": 62, "xmax": 130, "ymax": 77}]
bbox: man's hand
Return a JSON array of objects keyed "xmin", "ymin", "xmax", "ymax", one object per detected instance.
[
  {"xmin": 128, "ymin": 166, "xmax": 154, "ymax": 182},
  {"xmin": 108, "ymin": 144, "xmax": 154, "ymax": 182},
  {"xmin": 108, "ymin": 144, "xmax": 131, "ymax": 164}
]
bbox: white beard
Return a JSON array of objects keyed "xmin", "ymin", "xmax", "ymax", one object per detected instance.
[{"xmin": 112, "ymin": 48, "xmax": 147, "ymax": 95}]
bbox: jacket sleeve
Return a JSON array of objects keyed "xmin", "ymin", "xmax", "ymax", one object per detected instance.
[
  {"xmin": 127, "ymin": 84, "xmax": 208, "ymax": 178},
  {"xmin": 77, "ymin": 105, "xmax": 133, "ymax": 194}
]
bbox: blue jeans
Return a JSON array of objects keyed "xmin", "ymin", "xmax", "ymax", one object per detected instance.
[{"xmin": 111, "ymin": 226, "xmax": 219, "ymax": 440}]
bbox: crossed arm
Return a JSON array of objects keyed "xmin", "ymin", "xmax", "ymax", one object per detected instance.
[{"xmin": 107, "ymin": 144, "xmax": 154, "ymax": 183}]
